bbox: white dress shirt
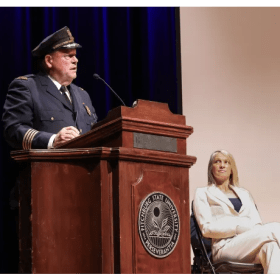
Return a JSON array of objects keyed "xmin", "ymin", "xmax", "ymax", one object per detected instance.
[{"xmin": 47, "ymin": 76, "xmax": 72, "ymax": 148}]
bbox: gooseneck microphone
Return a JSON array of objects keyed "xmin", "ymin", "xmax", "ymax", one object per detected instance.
[{"xmin": 93, "ymin": 74, "xmax": 126, "ymax": 106}]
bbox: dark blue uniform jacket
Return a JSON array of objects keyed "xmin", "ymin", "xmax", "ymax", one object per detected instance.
[{"xmin": 2, "ymin": 72, "xmax": 98, "ymax": 149}]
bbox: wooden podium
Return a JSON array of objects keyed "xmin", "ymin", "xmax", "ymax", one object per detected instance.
[{"xmin": 11, "ymin": 100, "xmax": 196, "ymax": 274}]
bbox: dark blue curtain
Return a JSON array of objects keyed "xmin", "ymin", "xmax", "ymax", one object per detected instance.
[{"xmin": 0, "ymin": 7, "xmax": 181, "ymax": 273}]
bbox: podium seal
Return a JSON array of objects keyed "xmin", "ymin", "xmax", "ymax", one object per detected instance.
[{"xmin": 138, "ymin": 192, "xmax": 180, "ymax": 258}]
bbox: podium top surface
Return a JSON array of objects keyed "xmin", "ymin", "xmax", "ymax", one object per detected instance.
[
  {"xmin": 56, "ymin": 100, "xmax": 193, "ymax": 150},
  {"xmin": 96, "ymin": 99, "xmax": 186, "ymax": 126}
]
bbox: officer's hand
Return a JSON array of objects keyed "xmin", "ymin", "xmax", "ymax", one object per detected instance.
[{"xmin": 53, "ymin": 126, "xmax": 80, "ymax": 147}]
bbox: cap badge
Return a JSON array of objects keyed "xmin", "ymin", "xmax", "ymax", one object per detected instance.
[{"xmin": 66, "ymin": 29, "xmax": 74, "ymax": 41}]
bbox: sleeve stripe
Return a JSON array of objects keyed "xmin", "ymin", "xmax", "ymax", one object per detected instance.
[
  {"xmin": 29, "ymin": 130, "xmax": 38, "ymax": 149},
  {"xmin": 22, "ymin": 129, "xmax": 39, "ymax": 150},
  {"xmin": 22, "ymin": 129, "xmax": 31, "ymax": 150},
  {"xmin": 26, "ymin": 130, "xmax": 37, "ymax": 150},
  {"xmin": 23, "ymin": 129, "xmax": 33, "ymax": 150}
]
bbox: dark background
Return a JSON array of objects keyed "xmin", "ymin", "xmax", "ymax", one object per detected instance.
[{"xmin": 0, "ymin": 7, "xmax": 182, "ymax": 273}]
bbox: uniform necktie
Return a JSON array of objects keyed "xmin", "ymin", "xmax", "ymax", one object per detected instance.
[{"xmin": 60, "ymin": 86, "xmax": 72, "ymax": 104}]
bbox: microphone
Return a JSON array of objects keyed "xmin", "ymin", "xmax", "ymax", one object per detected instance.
[{"xmin": 93, "ymin": 74, "xmax": 126, "ymax": 106}]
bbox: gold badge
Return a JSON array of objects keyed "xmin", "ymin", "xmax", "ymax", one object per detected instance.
[{"xmin": 83, "ymin": 103, "xmax": 91, "ymax": 116}]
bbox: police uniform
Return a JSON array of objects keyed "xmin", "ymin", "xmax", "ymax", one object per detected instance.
[
  {"xmin": 2, "ymin": 73, "xmax": 97, "ymax": 149},
  {"xmin": 2, "ymin": 26, "xmax": 97, "ymax": 150}
]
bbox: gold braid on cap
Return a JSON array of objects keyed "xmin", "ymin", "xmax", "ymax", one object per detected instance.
[
  {"xmin": 53, "ymin": 38, "xmax": 74, "ymax": 50},
  {"xmin": 53, "ymin": 29, "xmax": 75, "ymax": 50}
]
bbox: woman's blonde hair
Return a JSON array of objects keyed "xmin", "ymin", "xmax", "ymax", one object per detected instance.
[{"xmin": 207, "ymin": 150, "xmax": 239, "ymax": 186}]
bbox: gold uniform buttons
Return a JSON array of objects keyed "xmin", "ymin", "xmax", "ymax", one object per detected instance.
[{"xmin": 51, "ymin": 117, "xmax": 54, "ymax": 121}]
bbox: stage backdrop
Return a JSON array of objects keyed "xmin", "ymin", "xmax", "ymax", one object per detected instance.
[
  {"xmin": 0, "ymin": 7, "xmax": 182, "ymax": 273},
  {"xmin": 180, "ymin": 7, "xmax": 280, "ymax": 259}
]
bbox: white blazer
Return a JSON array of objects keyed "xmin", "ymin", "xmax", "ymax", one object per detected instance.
[{"xmin": 193, "ymin": 185, "xmax": 262, "ymax": 254}]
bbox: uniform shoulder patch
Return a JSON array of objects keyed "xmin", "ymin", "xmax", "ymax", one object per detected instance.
[
  {"xmin": 80, "ymin": 87, "xmax": 84, "ymax": 91},
  {"xmin": 16, "ymin": 76, "xmax": 28, "ymax": 80}
]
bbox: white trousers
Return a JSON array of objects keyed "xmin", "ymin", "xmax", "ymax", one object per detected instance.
[{"xmin": 213, "ymin": 223, "xmax": 280, "ymax": 274}]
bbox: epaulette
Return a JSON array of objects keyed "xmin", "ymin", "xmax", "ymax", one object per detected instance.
[
  {"xmin": 15, "ymin": 74, "xmax": 35, "ymax": 81},
  {"xmin": 16, "ymin": 76, "xmax": 28, "ymax": 80},
  {"xmin": 80, "ymin": 87, "xmax": 84, "ymax": 91}
]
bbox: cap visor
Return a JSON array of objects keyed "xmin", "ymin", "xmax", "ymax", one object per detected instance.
[{"xmin": 60, "ymin": 42, "xmax": 82, "ymax": 49}]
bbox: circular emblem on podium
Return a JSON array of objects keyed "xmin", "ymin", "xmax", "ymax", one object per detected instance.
[{"xmin": 138, "ymin": 192, "xmax": 180, "ymax": 258}]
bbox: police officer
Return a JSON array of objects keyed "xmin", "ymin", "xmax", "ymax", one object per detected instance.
[{"xmin": 2, "ymin": 26, "xmax": 97, "ymax": 150}]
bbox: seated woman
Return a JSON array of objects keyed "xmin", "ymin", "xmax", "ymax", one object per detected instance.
[{"xmin": 194, "ymin": 150, "xmax": 280, "ymax": 274}]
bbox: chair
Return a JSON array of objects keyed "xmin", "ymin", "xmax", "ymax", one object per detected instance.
[{"xmin": 190, "ymin": 202, "xmax": 264, "ymax": 274}]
